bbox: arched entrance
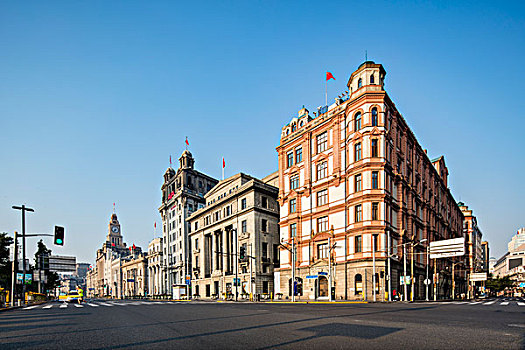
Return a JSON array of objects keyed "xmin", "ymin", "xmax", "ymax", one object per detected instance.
[{"xmin": 318, "ymin": 276, "xmax": 328, "ymax": 297}]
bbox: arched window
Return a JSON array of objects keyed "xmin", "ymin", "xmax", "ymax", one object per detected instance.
[
  {"xmin": 370, "ymin": 74, "xmax": 375, "ymax": 84},
  {"xmin": 291, "ymin": 123, "xmax": 296, "ymax": 132},
  {"xmin": 355, "ymin": 274, "xmax": 363, "ymax": 295},
  {"xmin": 358, "ymin": 78, "xmax": 362, "ymax": 88},
  {"xmin": 354, "ymin": 112, "xmax": 362, "ymax": 131},
  {"xmin": 372, "ymin": 108, "xmax": 378, "ymax": 127}
]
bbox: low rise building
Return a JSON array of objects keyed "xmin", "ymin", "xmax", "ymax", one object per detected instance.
[
  {"xmin": 148, "ymin": 237, "xmax": 163, "ymax": 297},
  {"xmin": 188, "ymin": 173, "xmax": 279, "ymax": 300},
  {"xmin": 121, "ymin": 253, "xmax": 148, "ymax": 298}
]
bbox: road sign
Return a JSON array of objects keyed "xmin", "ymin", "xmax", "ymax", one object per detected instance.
[
  {"xmin": 429, "ymin": 238, "xmax": 465, "ymax": 259},
  {"xmin": 306, "ymin": 275, "xmax": 317, "ymax": 279},
  {"xmin": 470, "ymin": 273, "xmax": 488, "ymax": 282},
  {"xmin": 424, "ymin": 278, "xmax": 431, "ymax": 285},
  {"xmin": 127, "ymin": 279, "xmax": 135, "ymax": 282},
  {"xmin": 400, "ymin": 276, "xmax": 411, "ymax": 285}
]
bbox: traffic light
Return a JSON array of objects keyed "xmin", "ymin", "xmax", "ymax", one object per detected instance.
[
  {"xmin": 239, "ymin": 246, "xmax": 246, "ymax": 260},
  {"xmin": 54, "ymin": 226, "xmax": 64, "ymax": 246}
]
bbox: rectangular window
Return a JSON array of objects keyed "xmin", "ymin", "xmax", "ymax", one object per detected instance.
[
  {"xmin": 262, "ymin": 196, "xmax": 268, "ymax": 208},
  {"xmin": 241, "ymin": 198, "xmax": 247, "ymax": 209},
  {"xmin": 355, "ymin": 142, "xmax": 362, "ymax": 161},
  {"xmin": 355, "ymin": 235, "xmax": 362, "ymax": 253},
  {"xmin": 371, "ymin": 139, "xmax": 378, "ymax": 157},
  {"xmin": 355, "ymin": 205, "xmax": 362, "ymax": 222},
  {"xmin": 242, "ymin": 220, "xmax": 247, "ymax": 233},
  {"xmin": 372, "ymin": 234, "xmax": 378, "ymax": 251},
  {"xmin": 289, "ymin": 198, "xmax": 296, "ymax": 213},
  {"xmin": 262, "ymin": 219, "xmax": 267, "ymax": 232},
  {"xmin": 317, "ymin": 189, "xmax": 328, "ymax": 206},
  {"xmin": 316, "ymin": 132, "xmax": 327, "ymax": 153},
  {"xmin": 290, "ymin": 175, "xmax": 299, "ymax": 190},
  {"xmin": 317, "ymin": 243, "xmax": 328, "ymax": 259},
  {"xmin": 355, "ymin": 174, "xmax": 362, "ymax": 192},
  {"xmin": 316, "ymin": 161, "xmax": 327, "ymax": 180},
  {"xmin": 372, "ymin": 171, "xmax": 379, "ymax": 189},
  {"xmin": 317, "ymin": 216, "xmax": 328, "ymax": 233},
  {"xmin": 290, "ymin": 223, "xmax": 297, "ymax": 238},
  {"xmin": 295, "ymin": 147, "xmax": 303, "ymax": 163},
  {"xmin": 372, "ymin": 202, "xmax": 379, "ymax": 220},
  {"xmin": 287, "ymin": 152, "xmax": 294, "ymax": 168}
]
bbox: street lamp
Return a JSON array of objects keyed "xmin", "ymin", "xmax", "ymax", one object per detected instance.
[
  {"xmin": 411, "ymin": 239, "xmax": 427, "ymax": 302},
  {"xmin": 279, "ymin": 237, "xmax": 296, "ymax": 302}
]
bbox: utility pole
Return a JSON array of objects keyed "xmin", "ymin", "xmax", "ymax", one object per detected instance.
[
  {"xmin": 328, "ymin": 237, "xmax": 332, "ymax": 302},
  {"xmin": 10, "ymin": 231, "xmax": 18, "ymax": 307},
  {"xmin": 411, "ymin": 243, "xmax": 414, "ymax": 301},
  {"xmin": 12, "ymin": 205, "xmax": 34, "ymax": 305},
  {"xmin": 433, "ymin": 258, "xmax": 437, "ymax": 301},
  {"xmin": 426, "ymin": 246, "xmax": 430, "ymax": 301},
  {"xmin": 403, "ymin": 243, "xmax": 407, "ymax": 301},
  {"xmin": 372, "ymin": 235, "xmax": 376, "ymax": 302},
  {"xmin": 387, "ymin": 230, "xmax": 391, "ymax": 302}
]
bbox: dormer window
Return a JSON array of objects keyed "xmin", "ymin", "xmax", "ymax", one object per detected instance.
[
  {"xmin": 358, "ymin": 78, "xmax": 362, "ymax": 88},
  {"xmin": 370, "ymin": 74, "xmax": 375, "ymax": 84},
  {"xmin": 291, "ymin": 123, "xmax": 296, "ymax": 132}
]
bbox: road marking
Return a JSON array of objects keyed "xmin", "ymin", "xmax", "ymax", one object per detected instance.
[
  {"xmin": 453, "ymin": 301, "xmax": 468, "ymax": 304},
  {"xmin": 74, "ymin": 304, "xmax": 84, "ymax": 308},
  {"xmin": 469, "ymin": 301, "xmax": 481, "ymax": 305},
  {"xmin": 42, "ymin": 305, "xmax": 53, "ymax": 309},
  {"xmin": 59, "ymin": 303, "xmax": 68, "ymax": 308},
  {"xmin": 441, "ymin": 302, "xmax": 454, "ymax": 304},
  {"xmin": 483, "ymin": 300, "xmax": 496, "ymax": 305},
  {"xmin": 517, "ymin": 302, "xmax": 525, "ymax": 306},
  {"xmin": 86, "ymin": 303, "xmax": 99, "ymax": 307},
  {"xmin": 508, "ymin": 324, "xmax": 525, "ymax": 328},
  {"xmin": 98, "ymin": 302, "xmax": 113, "ymax": 306},
  {"xmin": 23, "ymin": 305, "xmax": 38, "ymax": 310},
  {"xmin": 500, "ymin": 302, "xmax": 509, "ymax": 305},
  {"xmin": 108, "ymin": 302, "xmax": 125, "ymax": 306},
  {"xmin": 140, "ymin": 301, "xmax": 152, "ymax": 305},
  {"xmin": 164, "ymin": 301, "xmax": 174, "ymax": 304}
]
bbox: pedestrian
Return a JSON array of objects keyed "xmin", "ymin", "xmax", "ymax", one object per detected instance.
[{"xmin": 77, "ymin": 286, "xmax": 84, "ymax": 304}]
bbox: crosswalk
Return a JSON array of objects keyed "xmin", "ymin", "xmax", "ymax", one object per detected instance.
[
  {"xmin": 21, "ymin": 300, "xmax": 194, "ymax": 310},
  {"xmin": 430, "ymin": 298, "xmax": 525, "ymax": 307}
]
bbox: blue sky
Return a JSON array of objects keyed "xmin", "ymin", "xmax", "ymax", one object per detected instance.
[{"xmin": 1, "ymin": 1, "xmax": 524, "ymax": 263}]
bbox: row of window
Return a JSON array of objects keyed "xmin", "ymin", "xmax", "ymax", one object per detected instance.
[{"xmin": 289, "ymin": 189, "xmax": 328, "ymax": 214}]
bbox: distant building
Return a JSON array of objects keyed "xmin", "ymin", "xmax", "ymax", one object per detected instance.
[
  {"xmin": 158, "ymin": 150, "xmax": 218, "ymax": 297},
  {"xmin": 458, "ymin": 202, "xmax": 484, "ymax": 298},
  {"xmin": 122, "ymin": 253, "xmax": 148, "ymax": 297},
  {"xmin": 147, "ymin": 237, "xmax": 163, "ymax": 297},
  {"xmin": 481, "ymin": 241, "xmax": 489, "ymax": 273},
  {"xmin": 508, "ymin": 228, "xmax": 525, "ymax": 253},
  {"xmin": 188, "ymin": 173, "xmax": 279, "ymax": 300}
]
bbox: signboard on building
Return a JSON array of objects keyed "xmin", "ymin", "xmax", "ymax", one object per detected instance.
[
  {"xmin": 470, "ymin": 273, "xmax": 488, "ymax": 282},
  {"xmin": 400, "ymin": 276, "xmax": 411, "ymax": 285},
  {"xmin": 429, "ymin": 238, "xmax": 465, "ymax": 259},
  {"xmin": 49, "ymin": 255, "xmax": 77, "ymax": 272},
  {"xmin": 318, "ymin": 272, "xmax": 328, "ymax": 276},
  {"xmin": 306, "ymin": 275, "xmax": 317, "ymax": 279}
]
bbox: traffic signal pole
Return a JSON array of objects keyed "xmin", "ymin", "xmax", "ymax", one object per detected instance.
[
  {"xmin": 12, "ymin": 205, "xmax": 34, "ymax": 305},
  {"xmin": 10, "ymin": 231, "xmax": 18, "ymax": 307}
]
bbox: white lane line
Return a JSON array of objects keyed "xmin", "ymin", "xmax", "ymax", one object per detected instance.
[
  {"xmin": 500, "ymin": 302, "xmax": 509, "ymax": 305},
  {"xmin": 517, "ymin": 302, "xmax": 525, "ymax": 306},
  {"xmin": 97, "ymin": 302, "xmax": 113, "ymax": 306},
  {"xmin": 23, "ymin": 305, "xmax": 38, "ymax": 310},
  {"xmin": 140, "ymin": 301, "xmax": 152, "ymax": 305},
  {"xmin": 42, "ymin": 305, "xmax": 53, "ymax": 309},
  {"xmin": 59, "ymin": 303, "xmax": 68, "ymax": 309},
  {"xmin": 469, "ymin": 301, "xmax": 481, "ymax": 305},
  {"xmin": 441, "ymin": 302, "xmax": 454, "ymax": 304},
  {"xmin": 483, "ymin": 300, "xmax": 496, "ymax": 305},
  {"xmin": 86, "ymin": 303, "xmax": 100, "ymax": 307},
  {"xmin": 453, "ymin": 301, "xmax": 468, "ymax": 304},
  {"xmin": 108, "ymin": 302, "xmax": 126, "ymax": 306},
  {"xmin": 164, "ymin": 301, "xmax": 174, "ymax": 304},
  {"xmin": 74, "ymin": 304, "xmax": 84, "ymax": 308}
]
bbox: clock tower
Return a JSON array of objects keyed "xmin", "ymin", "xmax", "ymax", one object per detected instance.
[{"xmin": 106, "ymin": 213, "xmax": 124, "ymax": 249}]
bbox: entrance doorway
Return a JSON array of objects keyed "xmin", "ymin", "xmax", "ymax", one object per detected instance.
[{"xmin": 318, "ymin": 276, "xmax": 328, "ymax": 297}]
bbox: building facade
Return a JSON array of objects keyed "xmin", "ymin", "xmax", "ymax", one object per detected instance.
[
  {"xmin": 121, "ymin": 254, "xmax": 148, "ymax": 297},
  {"xmin": 276, "ymin": 61, "xmax": 465, "ymax": 301},
  {"xmin": 458, "ymin": 202, "xmax": 484, "ymax": 298},
  {"xmin": 188, "ymin": 173, "xmax": 279, "ymax": 300},
  {"xmin": 147, "ymin": 237, "xmax": 163, "ymax": 297},
  {"xmin": 158, "ymin": 150, "xmax": 218, "ymax": 297}
]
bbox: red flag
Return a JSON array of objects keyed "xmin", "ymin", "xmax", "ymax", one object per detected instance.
[
  {"xmin": 185, "ymin": 137, "xmax": 189, "ymax": 146},
  {"xmin": 326, "ymin": 72, "xmax": 335, "ymax": 81},
  {"xmin": 129, "ymin": 247, "xmax": 132, "ymax": 252},
  {"xmin": 170, "ymin": 155, "xmax": 172, "ymax": 166},
  {"xmin": 133, "ymin": 244, "xmax": 136, "ymax": 250},
  {"xmin": 154, "ymin": 222, "xmax": 156, "ymax": 229},
  {"xmin": 112, "ymin": 243, "xmax": 115, "ymax": 247},
  {"xmin": 222, "ymin": 157, "xmax": 225, "ymax": 168}
]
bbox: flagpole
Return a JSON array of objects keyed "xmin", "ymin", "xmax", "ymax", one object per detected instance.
[{"xmin": 325, "ymin": 78, "xmax": 328, "ymax": 107}]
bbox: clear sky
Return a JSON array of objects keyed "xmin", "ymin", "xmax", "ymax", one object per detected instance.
[{"xmin": 1, "ymin": 1, "xmax": 524, "ymax": 264}]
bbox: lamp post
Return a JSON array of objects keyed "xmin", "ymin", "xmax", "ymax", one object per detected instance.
[
  {"xmin": 12, "ymin": 205, "xmax": 34, "ymax": 305},
  {"xmin": 451, "ymin": 261, "xmax": 461, "ymax": 300},
  {"xmin": 411, "ymin": 239, "xmax": 427, "ymax": 301}
]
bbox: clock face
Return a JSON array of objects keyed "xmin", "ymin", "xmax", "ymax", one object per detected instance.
[{"xmin": 111, "ymin": 226, "xmax": 119, "ymax": 234}]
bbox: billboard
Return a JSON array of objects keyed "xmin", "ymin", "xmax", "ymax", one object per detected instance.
[
  {"xmin": 429, "ymin": 238, "xmax": 465, "ymax": 259},
  {"xmin": 470, "ymin": 273, "xmax": 488, "ymax": 282},
  {"xmin": 49, "ymin": 255, "xmax": 77, "ymax": 272}
]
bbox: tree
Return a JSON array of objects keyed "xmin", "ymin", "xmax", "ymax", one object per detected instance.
[
  {"xmin": 486, "ymin": 276, "xmax": 514, "ymax": 293},
  {"xmin": 0, "ymin": 232, "xmax": 14, "ymax": 289}
]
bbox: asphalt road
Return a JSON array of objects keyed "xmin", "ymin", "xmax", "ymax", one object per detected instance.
[{"xmin": 1, "ymin": 297, "xmax": 524, "ymax": 349}]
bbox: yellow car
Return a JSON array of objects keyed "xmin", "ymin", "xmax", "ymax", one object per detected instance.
[{"xmin": 58, "ymin": 291, "xmax": 82, "ymax": 302}]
